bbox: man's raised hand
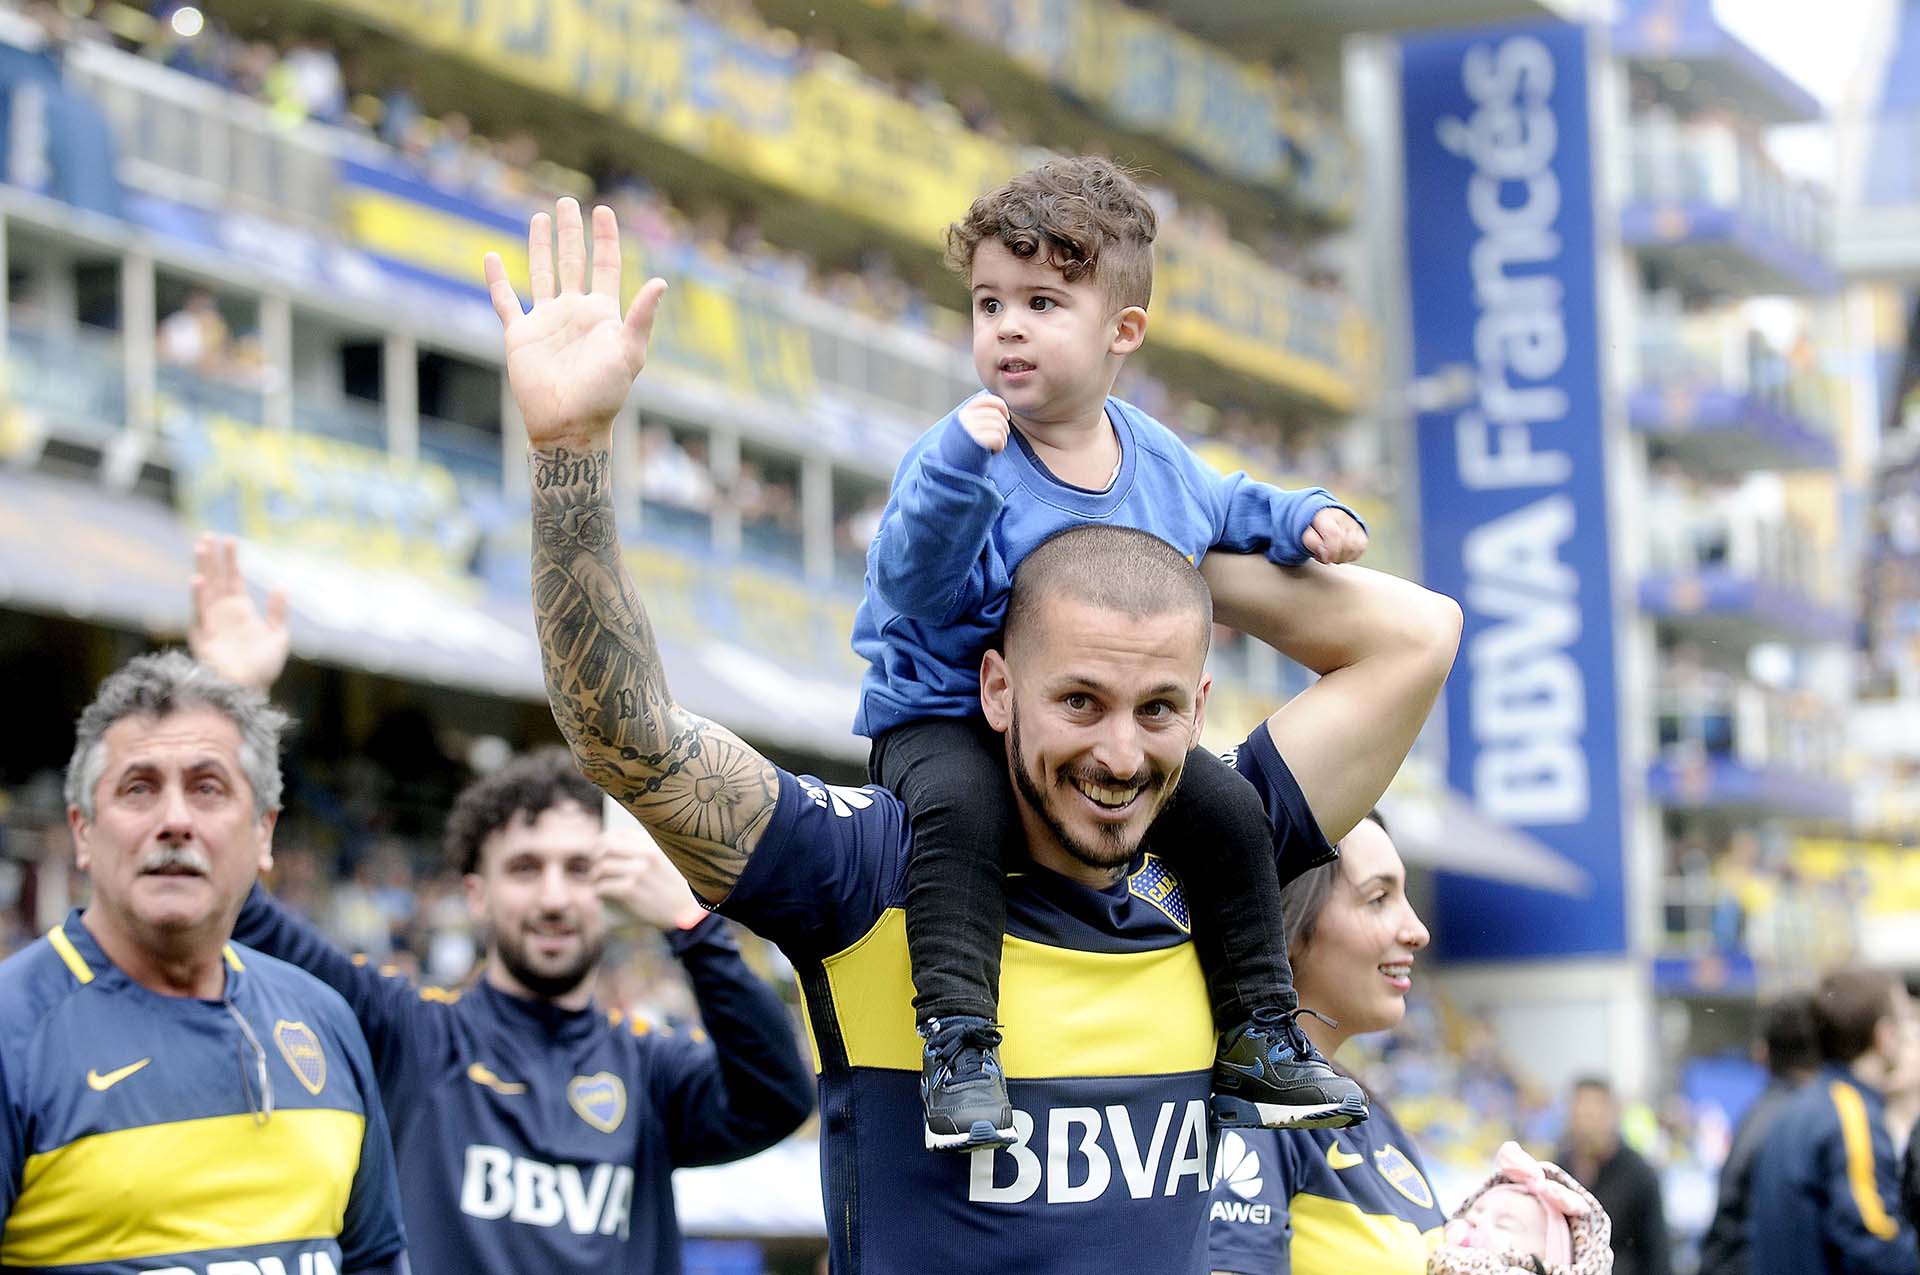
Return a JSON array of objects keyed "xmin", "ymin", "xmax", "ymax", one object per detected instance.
[
  {"xmin": 483, "ymin": 198, "xmax": 668, "ymax": 452},
  {"xmin": 593, "ymin": 815, "xmax": 708, "ymax": 933},
  {"xmin": 187, "ymin": 533, "xmax": 289, "ymax": 693}
]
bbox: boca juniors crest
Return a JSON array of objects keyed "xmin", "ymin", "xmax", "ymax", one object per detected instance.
[
  {"xmin": 1128, "ymin": 855, "xmax": 1190, "ymax": 932},
  {"xmin": 273, "ymin": 1020, "xmax": 328, "ymax": 1096},
  {"xmin": 568, "ymin": 1072, "xmax": 628, "ymax": 1133},
  {"xmin": 1374, "ymin": 1145, "xmax": 1434, "ymax": 1209}
]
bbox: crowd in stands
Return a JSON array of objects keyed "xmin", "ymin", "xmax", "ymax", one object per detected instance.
[{"xmin": 15, "ymin": 1, "xmax": 1368, "ymax": 490}]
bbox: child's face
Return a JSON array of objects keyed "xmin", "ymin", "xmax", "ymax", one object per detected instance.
[
  {"xmin": 967, "ymin": 238, "xmax": 1141, "ymax": 426},
  {"xmin": 1458, "ymin": 1189, "xmax": 1554, "ymax": 1259}
]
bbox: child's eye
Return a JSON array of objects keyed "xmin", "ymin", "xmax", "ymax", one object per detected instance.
[
  {"xmin": 1029, "ymin": 297, "xmax": 1055, "ymax": 311},
  {"xmin": 978, "ymin": 298, "xmax": 1001, "ymax": 315}
]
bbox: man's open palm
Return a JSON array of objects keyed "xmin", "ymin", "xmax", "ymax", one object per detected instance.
[
  {"xmin": 187, "ymin": 534, "xmax": 289, "ymax": 692},
  {"xmin": 484, "ymin": 198, "xmax": 668, "ymax": 450}
]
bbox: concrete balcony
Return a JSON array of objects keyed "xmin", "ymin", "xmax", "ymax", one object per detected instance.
[
  {"xmin": 1630, "ymin": 385, "xmax": 1837, "ymax": 475},
  {"xmin": 1639, "ymin": 569, "xmax": 1851, "ymax": 647}
]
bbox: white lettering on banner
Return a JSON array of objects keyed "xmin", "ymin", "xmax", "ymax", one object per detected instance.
[
  {"xmin": 968, "ymin": 1101, "xmax": 1211, "ymax": 1205},
  {"xmin": 151, "ymin": 1256, "xmax": 339, "ymax": 1275},
  {"xmin": 1464, "ymin": 497, "xmax": 1588, "ymax": 822},
  {"xmin": 1439, "ymin": 34, "xmax": 1572, "ymax": 492},
  {"xmin": 1437, "ymin": 33, "xmax": 1590, "ymax": 828},
  {"xmin": 458, "ymin": 1144, "xmax": 635, "ymax": 1237}
]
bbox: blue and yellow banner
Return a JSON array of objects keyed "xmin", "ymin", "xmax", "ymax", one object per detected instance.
[
  {"xmin": 336, "ymin": 159, "xmax": 818, "ymax": 408},
  {"xmin": 169, "ymin": 408, "xmax": 480, "ymax": 585},
  {"xmin": 309, "ymin": 0, "xmax": 1373, "ymax": 411}
]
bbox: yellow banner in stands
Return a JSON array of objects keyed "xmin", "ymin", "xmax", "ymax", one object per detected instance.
[
  {"xmin": 307, "ymin": 0, "xmax": 1373, "ymax": 411},
  {"xmin": 172, "ymin": 411, "xmax": 478, "ymax": 584}
]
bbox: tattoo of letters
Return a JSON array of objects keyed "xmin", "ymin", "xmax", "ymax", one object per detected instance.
[{"xmin": 529, "ymin": 446, "xmax": 778, "ymax": 898}]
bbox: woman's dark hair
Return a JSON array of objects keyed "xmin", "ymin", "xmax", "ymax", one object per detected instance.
[{"xmin": 1279, "ymin": 808, "xmax": 1388, "ymax": 960}]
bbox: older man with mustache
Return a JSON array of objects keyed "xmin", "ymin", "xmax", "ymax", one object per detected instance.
[{"xmin": 0, "ymin": 651, "xmax": 407, "ymax": 1275}]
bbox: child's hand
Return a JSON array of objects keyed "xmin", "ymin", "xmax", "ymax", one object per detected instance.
[
  {"xmin": 1302, "ymin": 508, "xmax": 1368, "ymax": 564},
  {"xmin": 959, "ymin": 393, "xmax": 1012, "ymax": 454}
]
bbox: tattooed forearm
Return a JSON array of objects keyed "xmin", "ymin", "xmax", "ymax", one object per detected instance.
[{"xmin": 529, "ymin": 445, "xmax": 779, "ymax": 897}]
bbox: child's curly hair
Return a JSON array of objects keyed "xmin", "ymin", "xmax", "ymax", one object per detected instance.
[{"xmin": 945, "ymin": 156, "xmax": 1156, "ymax": 311}]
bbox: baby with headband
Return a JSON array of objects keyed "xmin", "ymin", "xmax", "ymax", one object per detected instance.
[{"xmin": 1429, "ymin": 1142, "xmax": 1614, "ymax": 1275}]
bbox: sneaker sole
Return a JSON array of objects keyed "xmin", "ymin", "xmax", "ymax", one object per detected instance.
[
  {"xmin": 1212, "ymin": 1093, "xmax": 1369, "ymax": 1130},
  {"xmin": 925, "ymin": 1118, "xmax": 1018, "ymax": 1152}
]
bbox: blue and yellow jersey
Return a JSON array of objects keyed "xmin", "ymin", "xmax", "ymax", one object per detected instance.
[
  {"xmin": 229, "ymin": 891, "xmax": 814, "ymax": 1274},
  {"xmin": 0, "ymin": 909, "xmax": 404, "ymax": 1275},
  {"xmin": 1749, "ymin": 1065, "xmax": 1920, "ymax": 1275},
  {"xmin": 1207, "ymin": 1103, "xmax": 1446, "ymax": 1275},
  {"xmin": 717, "ymin": 721, "xmax": 1335, "ymax": 1275}
]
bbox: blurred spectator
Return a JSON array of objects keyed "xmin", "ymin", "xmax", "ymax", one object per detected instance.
[
  {"xmin": 1697, "ymin": 991, "xmax": 1820, "ymax": 1275},
  {"xmin": 267, "ymin": 36, "xmax": 346, "ymax": 126},
  {"xmin": 1561, "ymin": 1077, "xmax": 1673, "ymax": 1275},
  {"xmin": 638, "ymin": 427, "xmax": 717, "ymax": 514},
  {"xmin": 156, "ymin": 288, "xmax": 231, "ymax": 375},
  {"xmin": 1750, "ymin": 967, "xmax": 1919, "ymax": 1275},
  {"xmin": 377, "ymin": 75, "xmax": 422, "ymax": 147}
]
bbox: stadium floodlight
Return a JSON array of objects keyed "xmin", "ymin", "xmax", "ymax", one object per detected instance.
[{"xmin": 170, "ymin": 6, "xmax": 204, "ymax": 38}]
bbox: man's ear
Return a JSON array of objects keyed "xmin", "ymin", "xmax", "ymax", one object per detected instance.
[
  {"xmin": 255, "ymin": 808, "xmax": 278, "ymax": 875},
  {"xmin": 1109, "ymin": 305, "xmax": 1147, "ymax": 356},
  {"xmin": 68, "ymin": 805, "xmax": 91, "ymax": 873},
  {"xmin": 1190, "ymin": 672, "xmax": 1212, "ymax": 749},
  {"xmin": 980, "ymin": 648, "xmax": 1013, "ymax": 732}
]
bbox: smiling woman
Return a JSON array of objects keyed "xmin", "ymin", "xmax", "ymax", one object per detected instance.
[{"xmin": 1208, "ymin": 812, "xmax": 1448, "ymax": 1275}]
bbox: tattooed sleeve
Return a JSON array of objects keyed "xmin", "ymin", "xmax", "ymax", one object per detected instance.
[{"xmin": 529, "ymin": 445, "xmax": 780, "ymax": 899}]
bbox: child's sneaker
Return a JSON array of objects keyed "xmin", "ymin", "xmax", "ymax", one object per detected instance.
[
  {"xmin": 1210, "ymin": 1006, "xmax": 1369, "ymax": 1130},
  {"xmin": 920, "ymin": 1015, "xmax": 1017, "ymax": 1152}
]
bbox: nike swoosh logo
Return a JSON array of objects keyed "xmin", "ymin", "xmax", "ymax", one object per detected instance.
[
  {"xmin": 1216, "ymin": 1059, "xmax": 1269, "ymax": 1084},
  {"xmin": 86, "ymin": 1058, "xmax": 152, "ymax": 1091},
  {"xmin": 468, "ymin": 1063, "xmax": 527, "ymax": 1095},
  {"xmin": 1326, "ymin": 1140, "xmax": 1364, "ymax": 1171}
]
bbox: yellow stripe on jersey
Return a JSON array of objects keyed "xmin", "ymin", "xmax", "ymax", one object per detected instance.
[
  {"xmin": 47, "ymin": 924, "xmax": 93, "ymax": 984},
  {"xmin": 223, "ymin": 945, "xmax": 245, "ymax": 971},
  {"xmin": 3, "ymin": 1108, "xmax": 364, "ymax": 1266},
  {"xmin": 814, "ymin": 907, "xmax": 1213, "ymax": 1077},
  {"xmin": 1288, "ymin": 1192, "xmax": 1443, "ymax": 1275},
  {"xmin": 1830, "ymin": 1079, "xmax": 1902, "ymax": 1240}
]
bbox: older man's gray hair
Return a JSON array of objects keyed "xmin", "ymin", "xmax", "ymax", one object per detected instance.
[{"xmin": 64, "ymin": 650, "xmax": 291, "ymax": 820}]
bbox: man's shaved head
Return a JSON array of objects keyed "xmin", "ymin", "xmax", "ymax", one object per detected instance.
[{"xmin": 1004, "ymin": 525, "xmax": 1213, "ymax": 658}]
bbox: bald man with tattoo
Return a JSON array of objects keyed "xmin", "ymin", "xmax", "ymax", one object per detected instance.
[{"xmin": 486, "ymin": 198, "xmax": 1461, "ymax": 1275}]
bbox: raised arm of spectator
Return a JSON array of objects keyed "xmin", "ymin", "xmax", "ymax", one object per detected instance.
[
  {"xmin": 867, "ymin": 393, "xmax": 1008, "ymax": 624},
  {"xmin": 188, "ymin": 531, "xmax": 445, "ymax": 1086},
  {"xmin": 1200, "ymin": 554, "xmax": 1461, "ymax": 845},
  {"xmin": 188, "ymin": 533, "xmax": 290, "ymax": 694},
  {"xmin": 486, "ymin": 198, "xmax": 780, "ymax": 904},
  {"xmin": 594, "ymin": 820, "xmax": 814, "ymax": 1163}
]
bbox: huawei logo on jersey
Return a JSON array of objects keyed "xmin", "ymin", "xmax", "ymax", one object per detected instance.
[
  {"xmin": 1208, "ymin": 1130, "xmax": 1275, "ymax": 1226},
  {"xmin": 1214, "ymin": 1131, "xmax": 1263, "ymax": 1199}
]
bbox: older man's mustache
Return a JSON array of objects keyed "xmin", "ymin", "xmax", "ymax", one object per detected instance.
[{"xmin": 138, "ymin": 845, "xmax": 212, "ymax": 877}]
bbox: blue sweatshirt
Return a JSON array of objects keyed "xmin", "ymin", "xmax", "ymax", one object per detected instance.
[
  {"xmin": 1747, "ymin": 1065, "xmax": 1920, "ymax": 1275},
  {"xmin": 231, "ymin": 885, "xmax": 815, "ymax": 1275},
  {"xmin": 852, "ymin": 396, "xmax": 1353, "ymax": 737}
]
